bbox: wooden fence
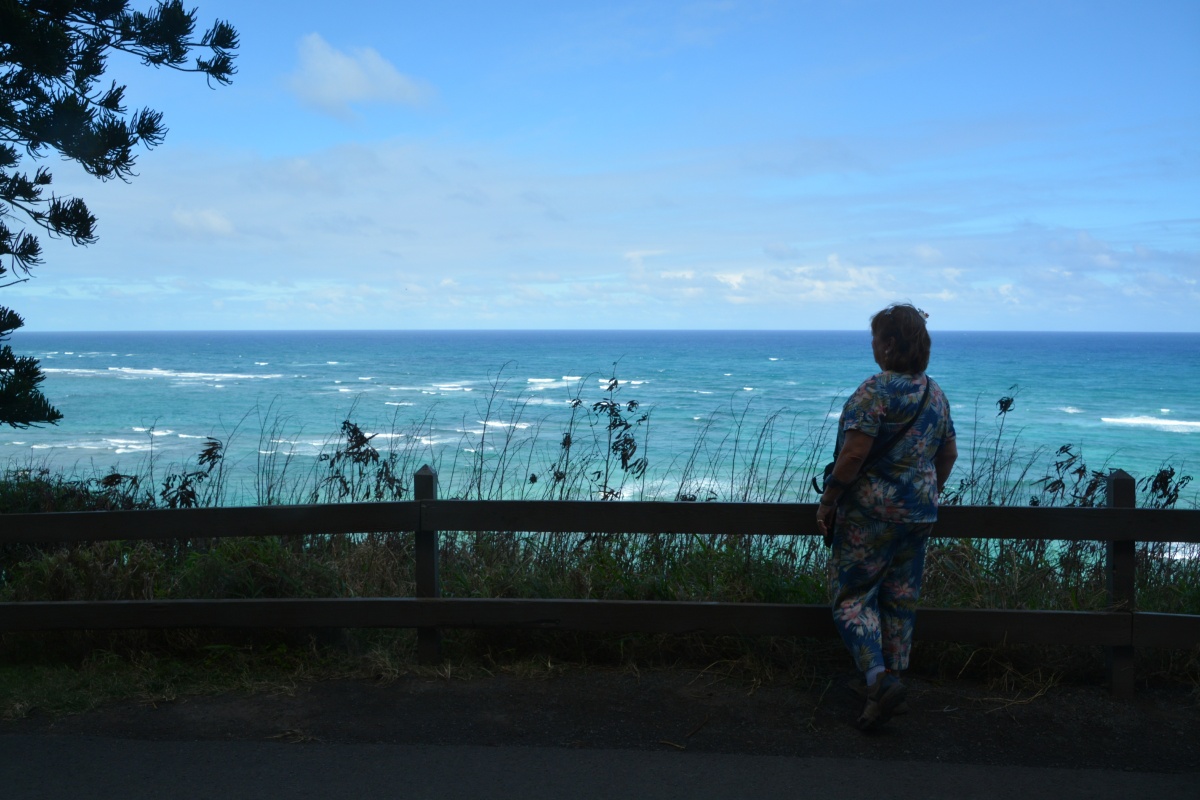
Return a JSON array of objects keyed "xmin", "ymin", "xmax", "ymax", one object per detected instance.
[{"xmin": 2, "ymin": 467, "xmax": 1197, "ymax": 696}]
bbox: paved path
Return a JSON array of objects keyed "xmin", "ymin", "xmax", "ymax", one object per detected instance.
[{"xmin": 2, "ymin": 734, "xmax": 1196, "ymax": 799}]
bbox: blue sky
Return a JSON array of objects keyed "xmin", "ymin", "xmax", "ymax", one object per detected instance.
[{"xmin": 9, "ymin": 0, "xmax": 1199, "ymax": 331}]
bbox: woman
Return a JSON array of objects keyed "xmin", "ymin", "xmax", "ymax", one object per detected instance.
[{"xmin": 815, "ymin": 303, "xmax": 957, "ymax": 731}]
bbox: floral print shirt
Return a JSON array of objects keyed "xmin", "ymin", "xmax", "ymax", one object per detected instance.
[{"xmin": 836, "ymin": 371, "xmax": 955, "ymax": 523}]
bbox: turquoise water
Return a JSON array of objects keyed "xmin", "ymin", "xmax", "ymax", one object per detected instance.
[{"xmin": 7, "ymin": 330, "xmax": 1199, "ymax": 503}]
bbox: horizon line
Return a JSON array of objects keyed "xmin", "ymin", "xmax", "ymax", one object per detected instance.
[{"xmin": 14, "ymin": 328, "xmax": 1200, "ymax": 336}]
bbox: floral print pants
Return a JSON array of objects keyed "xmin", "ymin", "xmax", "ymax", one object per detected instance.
[{"xmin": 829, "ymin": 507, "xmax": 934, "ymax": 674}]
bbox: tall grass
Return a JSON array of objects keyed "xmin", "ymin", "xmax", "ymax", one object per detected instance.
[{"xmin": 1, "ymin": 375, "xmax": 1197, "ymax": 688}]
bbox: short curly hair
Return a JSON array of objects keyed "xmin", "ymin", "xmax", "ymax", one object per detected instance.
[{"xmin": 870, "ymin": 303, "xmax": 931, "ymax": 374}]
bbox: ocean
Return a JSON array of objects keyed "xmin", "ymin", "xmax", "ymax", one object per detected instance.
[{"xmin": 7, "ymin": 330, "xmax": 1199, "ymax": 505}]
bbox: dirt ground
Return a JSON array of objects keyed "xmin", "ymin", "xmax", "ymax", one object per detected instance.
[{"xmin": 6, "ymin": 667, "xmax": 1198, "ymax": 773}]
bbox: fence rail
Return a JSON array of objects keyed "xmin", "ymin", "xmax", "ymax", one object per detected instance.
[
  {"xmin": 6, "ymin": 500, "xmax": 1195, "ymax": 543},
  {"xmin": 2, "ymin": 468, "xmax": 1197, "ymax": 695}
]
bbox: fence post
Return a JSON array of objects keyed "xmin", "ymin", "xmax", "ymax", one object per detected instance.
[
  {"xmin": 1106, "ymin": 469, "xmax": 1136, "ymax": 697},
  {"xmin": 414, "ymin": 465, "xmax": 442, "ymax": 664}
]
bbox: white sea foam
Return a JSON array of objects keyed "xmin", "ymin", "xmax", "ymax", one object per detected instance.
[
  {"xmin": 743, "ymin": 387, "xmax": 754, "ymax": 391},
  {"xmin": 417, "ymin": 436, "xmax": 450, "ymax": 447},
  {"xmin": 769, "ymin": 357, "xmax": 779, "ymax": 361},
  {"xmin": 527, "ymin": 378, "xmax": 555, "ymax": 384},
  {"xmin": 1167, "ymin": 543, "xmax": 1200, "ymax": 561},
  {"xmin": 104, "ymin": 367, "xmax": 283, "ymax": 381},
  {"xmin": 1101, "ymin": 416, "xmax": 1200, "ymax": 433},
  {"xmin": 255, "ymin": 362, "xmax": 269, "ymax": 366},
  {"xmin": 1057, "ymin": 406, "xmax": 1083, "ymax": 414},
  {"xmin": 562, "ymin": 376, "xmax": 582, "ymax": 381},
  {"xmin": 480, "ymin": 420, "xmax": 531, "ymax": 430},
  {"xmin": 1162, "ymin": 408, "xmax": 1171, "ymax": 413},
  {"xmin": 178, "ymin": 434, "xmax": 208, "ymax": 439},
  {"xmin": 150, "ymin": 429, "xmax": 174, "ymax": 437},
  {"xmin": 358, "ymin": 377, "xmax": 373, "ymax": 381},
  {"xmin": 132, "ymin": 426, "xmax": 150, "ymax": 432},
  {"xmin": 384, "ymin": 401, "xmax": 415, "ymax": 407},
  {"xmin": 327, "ymin": 361, "xmax": 339, "ymax": 365}
]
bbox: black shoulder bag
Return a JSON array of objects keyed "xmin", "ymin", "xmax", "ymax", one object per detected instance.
[{"xmin": 812, "ymin": 379, "xmax": 932, "ymax": 544}]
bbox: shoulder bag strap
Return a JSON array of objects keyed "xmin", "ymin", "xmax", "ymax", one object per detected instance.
[
  {"xmin": 811, "ymin": 378, "xmax": 933, "ymax": 495},
  {"xmin": 859, "ymin": 377, "xmax": 932, "ymax": 477}
]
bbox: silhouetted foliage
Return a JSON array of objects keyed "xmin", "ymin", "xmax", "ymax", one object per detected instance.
[
  {"xmin": 0, "ymin": 0, "xmax": 239, "ymax": 427},
  {"xmin": 0, "ymin": 305, "xmax": 59, "ymax": 426}
]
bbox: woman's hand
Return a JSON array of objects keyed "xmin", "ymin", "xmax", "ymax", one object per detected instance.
[
  {"xmin": 816, "ymin": 497, "xmax": 837, "ymax": 542},
  {"xmin": 817, "ymin": 429, "xmax": 873, "ymax": 543}
]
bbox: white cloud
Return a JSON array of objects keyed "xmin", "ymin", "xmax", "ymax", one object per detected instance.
[
  {"xmin": 171, "ymin": 208, "xmax": 235, "ymax": 237},
  {"xmin": 18, "ymin": 132, "xmax": 1200, "ymax": 332},
  {"xmin": 714, "ymin": 272, "xmax": 745, "ymax": 290},
  {"xmin": 623, "ymin": 250, "xmax": 665, "ymax": 279},
  {"xmin": 624, "ymin": 249, "xmax": 665, "ymax": 263},
  {"xmin": 288, "ymin": 33, "xmax": 431, "ymax": 119}
]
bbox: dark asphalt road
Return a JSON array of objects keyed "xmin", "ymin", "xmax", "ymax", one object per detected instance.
[{"xmin": 2, "ymin": 734, "xmax": 1196, "ymax": 799}]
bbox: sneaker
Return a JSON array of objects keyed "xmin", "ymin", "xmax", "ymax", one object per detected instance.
[
  {"xmin": 847, "ymin": 675, "xmax": 910, "ymax": 716},
  {"xmin": 856, "ymin": 672, "xmax": 907, "ymax": 731}
]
